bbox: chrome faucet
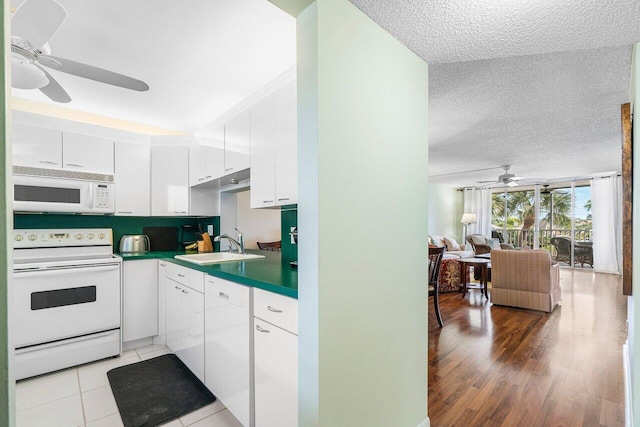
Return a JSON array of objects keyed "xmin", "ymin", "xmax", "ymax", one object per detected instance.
[
  {"xmin": 213, "ymin": 228, "xmax": 245, "ymax": 254},
  {"xmin": 234, "ymin": 228, "xmax": 245, "ymax": 254},
  {"xmin": 214, "ymin": 234, "xmax": 243, "ymax": 254}
]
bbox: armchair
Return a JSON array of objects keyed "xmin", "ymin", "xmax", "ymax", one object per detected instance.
[
  {"xmin": 549, "ymin": 236, "xmax": 593, "ymax": 267},
  {"xmin": 466, "ymin": 234, "xmax": 515, "ymax": 255},
  {"xmin": 491, "ymin": 249, "xmax": 561, "ymax": 312}
]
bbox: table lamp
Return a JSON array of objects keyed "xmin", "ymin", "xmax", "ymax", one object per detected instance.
[{"xmin": 461, "ymin": 212, "xmax": 477, "ymax": 242}]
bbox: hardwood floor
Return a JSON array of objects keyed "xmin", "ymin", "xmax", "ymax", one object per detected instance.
[{"xmin": 428, "ymin": 268, "xmax": 627, "ymax": 427}]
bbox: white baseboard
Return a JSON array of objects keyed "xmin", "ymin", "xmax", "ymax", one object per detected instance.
[
  {"xmin": 624, "ymin": 341, "xmax": 633, "ymax": 427},
  {"xmin": 417, "ymin": 418, "xmax": 430, "ymax": 427},
  {"xmin": 122, "ymin": 336, "xmax": 153, "ymax": 351}
]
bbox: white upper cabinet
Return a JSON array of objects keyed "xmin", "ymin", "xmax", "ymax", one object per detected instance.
[
  {"xmin": 115, "ymin": 142, "xmax": 150, "ymax": 216},
  {"xmin": 224, "ymin": 109, "xmax": 251, "ymax": 175},
  {"xmin": 275, "ymin": 80, "xmax": 298, "ymax": 206},
  {"xmin": 249, "ymin": 80, "xmax": 298, "ymax": 208},
  {"xmin": 12, "ymin": 124, "xmax": 63, "ymax": 169},
  {"xmin": 62, "ymin": 132, "xmax": 114, "ymax": 175},
  {"xmin": 250, "ymin": 93, "xmax": 277, "ymax": 208},
  {"xmin": 189, "ymin": 143, "xmax": 224, "ymax": 187},
  {"xmin": 151, "ymin": 145, "xmax": 189, "ymax": 216}
]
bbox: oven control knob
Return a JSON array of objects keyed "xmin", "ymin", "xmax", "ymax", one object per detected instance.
[
  {"xmin": 87, "ymin": 233, "xmax": 95, "ymax": 239},
  {"xmin": 75, "ymin": 233, "xmax": 83, "ymax": 240},
  {"xmin": 98, "ymin": 233, "xmax": 105, "ymax": 239},
  {"xmin": 28, "ymin": 234, "xmax": 37, "ymax": 241},
  {"xmin": 14, "ymin": 235, "xmax": 23, "ymax": 241}
]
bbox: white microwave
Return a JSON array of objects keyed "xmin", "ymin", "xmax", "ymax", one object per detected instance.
[{"xmin": 13, "ymin": 175, "xmax": 114, "ymax": 214}]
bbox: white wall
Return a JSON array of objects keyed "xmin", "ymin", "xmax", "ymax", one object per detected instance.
[
  {"xmin": 428, "ymin": 183, "xmax": 463, "ymax": 241},
  {"xmin": 298, "ymin": 0, "xmax": 429, "ymax": 425},
  {"xmin": 219, "ymin": 190, "xmax": 281, "ymax": 251}
]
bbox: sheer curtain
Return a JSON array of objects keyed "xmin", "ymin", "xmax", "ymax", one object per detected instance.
[
  {"xmin": 463, "ymin": 188, "xmax": 492, "ymax": 237},
  {"xmin": 591, "ymin": 175, "xmax": 622, "ymax": 273}
]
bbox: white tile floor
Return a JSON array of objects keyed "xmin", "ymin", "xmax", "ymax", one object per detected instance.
[{"xmin": 15, "ymin": 345, "xmax": 243, "ymax": 427}]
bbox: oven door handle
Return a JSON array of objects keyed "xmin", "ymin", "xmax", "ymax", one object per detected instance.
[{"xmin": 14, "ymin": 264, "xmax": 121, "ymax": 277}]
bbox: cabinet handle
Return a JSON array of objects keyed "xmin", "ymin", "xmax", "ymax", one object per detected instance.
[
  {"xmin": 177, "ymin": 274, "xmax": 185, "ymax": 278},
  {"xmin": 117, "ymin": 211, "xmax": 133, "ymax": 214},
  {"xmin": 226, "ymin": 168, "xmax": 233, "ymax": 172},
  {"xmin": 175, "ymin": 211, "xmax": 187, "ymax": 214},
  {"xmin": 160, "ymin": 263, "xmax": 166, "ymax": 267},
  {"xmin": 278, "ymin": 198, "xmax": 290, "ymax": 201},
  {"xmin": 267, "ymin": 305, "xmax": 283, "ymax": 313},
  {"xmin": 263, "ymin": 200, "xmax": 274, "ymax": 203},
  {"xmin": 182, "ymin": 290, "xmax": 189, "ymax": 294},
  {"xmin": 174, "ymin": 286, "xmax": 182, "ymax": 290},
  {"xmin": 256, "ymin": 325, "xmax": 270, "ymax": 333},
  {"xmin": 206, "ymin": 176, "xmax": 212, "ymax": 179},
  {"xmin": 218, "ymin": 292, "xmax": 229, "ymax": 300},
  {"xmin": 198, "ymin": 178, "xmax": 204, "ymax": 181},
  {"xmin": 39, "ymin": 160, "xmax": 58, "ymax": 165},
  {"xmin": 66, "ymin": 163, "xmax": 84, "ymax": 167}
]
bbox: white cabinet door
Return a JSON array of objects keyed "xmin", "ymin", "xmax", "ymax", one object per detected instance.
[
  {"xmin": 254, "ymin": 318, "xmax": 298, "ymax": 427},
  {"xmin": 205, "ymin": 276, "xmax": 251, "ymax": 426},
  {"xmin": 166, "ymin": 279, "xmax": 183, "ymax": 353},
  {"xmin": 154, "ymin": 261, "xmax": 169, "ymax": 346},
  {"xmin": 250, "ymin": 94, "xmax": 276, "ymax": 209},
  {"xmin": 275, "ymin": 80, "xmax": 298, "ymax": 206},
  {"xmin": 225, "ymin": 109, "xmax": 251, "ymax": 175},
  {"xmin": 151, "ymin": 145, "xmax": 189, "ymax": 216},
  {"xmin": 114, "ymin": 142, "xmax": 150, "ymax": 216},
  {"xmin": 63, "ymin": 132, "xmax": 114, "ymax": 174},
  {"xmin": 122, "ymin": 259, "xmax": 158, "ymax": 342},
  {"xmin": 12, "ymin": 123, "xmax": 63, "ymax": 168},
  {"xmin": 190, "ymin": 144, "xmax": 225, "ymax": 186},
  {"xmin": 178, "ymin": 285, "xmax": 205, "ymax": 382}
]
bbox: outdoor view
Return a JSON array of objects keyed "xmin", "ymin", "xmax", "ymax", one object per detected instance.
[{"xmin": 491, "ymin": 185, "xmax": 592, "ymax": 260}]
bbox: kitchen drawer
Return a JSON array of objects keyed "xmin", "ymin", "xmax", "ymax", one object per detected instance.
[
  {"xmin": 205, "ymin": 276, "xmax": 249, "ymax": 308},
  {"xmin": 167, "ymin": 262, "xmax": 204, "ymax": 293},
  {"xmin": 254, "ymin": 288, "xmax": 298, "ymax": 335}
]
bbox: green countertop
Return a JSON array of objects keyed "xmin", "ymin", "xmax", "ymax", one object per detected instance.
[{"xmin": 118, "ymin": 250, "xmax": 298, "ymax": 299}]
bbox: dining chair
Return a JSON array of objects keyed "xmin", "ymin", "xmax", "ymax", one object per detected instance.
[{"xmin": 428, "ymin": 246, "xmax": 446, "ymax": 327}]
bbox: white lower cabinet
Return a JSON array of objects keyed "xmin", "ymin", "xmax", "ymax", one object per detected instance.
[
  {"xmin": 122, "ymin": 259, "xmax": 158, "ymax": 343},
  {"xmin": 253, "ymin": 289, "xmax": 298, "ymax": 427},
  {"xmin": 154, "ymin": 261, "xmax": 169, "ymax": 346},
  {"xmin": 165, "ymin": 263, "xmax": 205, "ymax": 382},
  {"xmin": 205, "ymin": 276, "xmax": 251, "ymax": 426}
]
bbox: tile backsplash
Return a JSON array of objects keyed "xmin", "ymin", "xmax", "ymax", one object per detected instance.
[
  {"xmin": 280, "ymin": 205, "xmax": 297, "ymax": 262},
  {"xmin": 14, "ymin": 214, "xmax": 220, "ymax": 252}
]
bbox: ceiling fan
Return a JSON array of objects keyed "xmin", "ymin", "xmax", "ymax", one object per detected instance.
[
  {"xmin": 10, "ymin": 0, "xmax": 149, "ymax": 103},
  {"xmin": 477, "ymin": 165, "xmax": 524, "ymax": 187}
]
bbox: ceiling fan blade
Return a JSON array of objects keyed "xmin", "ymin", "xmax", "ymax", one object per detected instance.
[
  {"xmin": 11, "ymin": 0, "xmax": 67, "ymax": 49},
  {"xmin": 511, "ymin": 176, "xmax": 525, "ymax": 181},
  {"xmin": 35, "ymin": 65, "xmax": 71, "ymax": 103},
  {"xmin": 507, "ymin": 181, "xmax": 519, "ymax": 187},
  {"xmin": 38, "ymin": 55, "xmax": 149, "ymax": 92},
  {"xmin": 477, "ymin": 180, "xmax": 500, "ymax": 184}
]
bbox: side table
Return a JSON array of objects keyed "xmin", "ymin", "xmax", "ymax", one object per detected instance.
[{"xmin": 458, "ymin": 258, "xmax": 490, "ymax": 299}]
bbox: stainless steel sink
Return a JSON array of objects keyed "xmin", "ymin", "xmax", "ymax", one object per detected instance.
[{"xmin": 174, "ymin": 252, "xmax": 265, "ymax": 265}]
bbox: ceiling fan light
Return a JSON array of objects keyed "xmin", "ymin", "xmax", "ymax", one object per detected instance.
[
  {"xmin": 507, "ymin": 181, "xmax": 519, "ymax": 187},
  {"xmin": 11, "ymin": 56, "xmax": 49, "ymax": 89}
]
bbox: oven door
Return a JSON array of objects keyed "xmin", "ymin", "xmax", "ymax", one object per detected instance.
[{"xmin": 14, "ymin": 263, "xmax": 121, "ymax": 349}]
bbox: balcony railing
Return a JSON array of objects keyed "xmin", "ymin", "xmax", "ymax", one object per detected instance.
[{"xmin": 498, "ymin": 228, "xmax": 592, "ymax": 256}]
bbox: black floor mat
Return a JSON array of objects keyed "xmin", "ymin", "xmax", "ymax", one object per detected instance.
[{"xmin": 107, "ymin": 354, "xmax": 215, "ymax": 427}]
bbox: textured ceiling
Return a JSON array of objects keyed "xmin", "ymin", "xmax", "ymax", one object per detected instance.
[
  {"xmin": 348, "ymin": 0, "xmax": 640, "ymax": 64},
  {"xmin": 349, "ymin": 0, "xmax": 637, "ymax": 187},
  {"xmin": 10, "ymin": 0, "xmax": 296, "ymax": 133},
  {"xmin": 428, "ymin": 45, "xmax": 631, "ymax": 188}
]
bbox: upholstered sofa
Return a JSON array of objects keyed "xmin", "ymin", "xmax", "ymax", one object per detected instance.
[
  {"xmin": 491, "ymin": 249, "xmax": 561, "ymax": 313},
  {"xmin": 429, "ymin": 235, "xmax": 474, "ymax": 259}
]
